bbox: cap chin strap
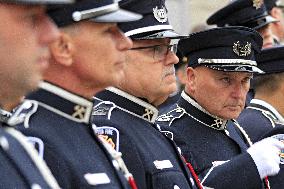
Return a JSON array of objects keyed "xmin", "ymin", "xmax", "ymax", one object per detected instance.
[{"xmin": 198, "ymin": 58, "xmax": 257, "ymax": 66}]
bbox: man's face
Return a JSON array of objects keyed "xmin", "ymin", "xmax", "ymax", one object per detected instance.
[
  {"xmin": 121, "ymin": 38, "xmax": 179, "ymax": 106},
  {"xmin": 188, "ymin": 66, "xmax": 252, "ymax": 119},
  {"xmin": 258, "ymin": 24, "xmax": 275, "ymax": 48},
  {"xmin": 0, "ymin": 4, "xmax": 59, "ymax": 96},
  {"xmin": 270, "ymin": 7, "xmax": 284, "ymax": 42},
  {"xmin": 70, "ymin": 22, "xmax": 132, "ymax": 89}
]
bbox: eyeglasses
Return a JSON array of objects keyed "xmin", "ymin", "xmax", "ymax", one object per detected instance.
[{"xmin": 130, "ymin": 44, "xmax": 178, "ymax": 61}]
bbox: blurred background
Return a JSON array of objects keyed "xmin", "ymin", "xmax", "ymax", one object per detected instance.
[{"xmin": 166, "ymin": 0, "xmax": 229, "ymax": 34}]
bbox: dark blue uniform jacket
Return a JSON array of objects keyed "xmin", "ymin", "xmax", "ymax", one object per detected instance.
[
  {"xmin": 238, "ymin": 99, "xmax": 284, "ymax": 189},
  {"xmin": 15, "ymin": 82, "xmax": 132, "ymax": 189},
  {"xmin": 156, "ymin": 91, "xmax": 265, "ymax": 189},
  {"xmin": 0, "ymin": 110, "xmax": 59, "ymax": 189},
  {"xmin": 93, "ymin": 87, "xmax": 199, "ymax": 189}
]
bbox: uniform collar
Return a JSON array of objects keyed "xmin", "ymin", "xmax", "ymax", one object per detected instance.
[
  {"xmin": 249, "ymin": 98, "xmax": 284, "ymax": 123},
  {"xmin": 95, "ymin": 87, "xmax": 158, "ymax": 123},
  {"xmin": 179, "ymin": 91, "xmax": 228, "ymax": 130},
  {"xmin": 26, "ymin": 82, "xmax": 93, "ymax": 124}
]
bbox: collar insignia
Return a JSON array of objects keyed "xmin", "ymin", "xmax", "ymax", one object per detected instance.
[
  {"xmin": 253, "ymin": 0, "xmax": 263, "ymax": 9},
  {"xmin": 210, "ymin": 119, "xmax": 227, "ymax": 130},
  {"xmin": 153, "ymin": 6, "xmax": 168, "ymax": 23},
  {"xmin": 233, "ymin": 41, "xmax": 251, "ymax": 57},
  {"xmin": 72, "ymin": 105, "xmax": 87, "ymax": 119},
  {"xmin": 143, "ymin": 108, "xmax": 154, "ymax": 121}
]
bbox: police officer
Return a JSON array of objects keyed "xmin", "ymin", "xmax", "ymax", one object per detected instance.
[
  {"xmin": 156, "ymin": 26, "xmax": 284, "ymax": 189},
  {"xmin": 207, "ymin": 0, "xmax": 278, "ymax": 106},
  {"xmin": 15, "ymin": 0, "xmax": 142, "ymax": 188},
  {"xmin": 237, "ymin": 45, "xmax": 284, "ymax": 189},
  {"xmin": 264, "ymin": 0, "xmax": 284, "ymax": 43},
  {"xmin": 0, "ymin": 0, "xmax": 72, "ymax": 188},
  {"xmin": 207, "ymin": 0, "xmax": 278, "ymax": 48},
  {"xmin": 92, "ymin": 0, "xmax": 202, "ymax": 188}
]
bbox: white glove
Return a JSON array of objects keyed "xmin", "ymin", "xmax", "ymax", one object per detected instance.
[{"xmin": 247, "ymin": 137, "xmax": 284, "ymax": 179}]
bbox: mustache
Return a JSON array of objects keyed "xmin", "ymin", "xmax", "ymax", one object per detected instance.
[{"xmin": 163, "ymin": 66, "xmax": 175, "ymax": 77}]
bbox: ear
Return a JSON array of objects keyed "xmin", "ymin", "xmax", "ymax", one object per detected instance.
[
  {"xmin": 186, "ymin": 67, "xmax": 197, "ymax": 93},
  {"xmin": 49, "ymin": 32, "xmax": 74, "ymax": 66},
  {"xmin": 270, "ymin": 8, "xmax": 281, "ymax": 22}
]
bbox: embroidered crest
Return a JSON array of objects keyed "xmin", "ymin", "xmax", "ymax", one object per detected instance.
[
  {"xmin": 233, "ymin": 41, "xmax": 251, "ymax": 57},
  {"xmin": 271, "ymin": 134, "xmax": 284, "ymax": 164},
  {"xmin": 156, "ymin": 114, "xmax": 174, "ymax": 122},
  {"xmin": 143, "ymin": 108, "xmax": 154, "ymax": 121},
  {"xmin": 93, "ymin": 106, "xmax": 110, "ymax": 116},
  {"xmin": 72, "ymin": 105, "xmax": 86, "ymax": 119},
  {"xmin": 156, "ymin": 106, "xmax": 185, "ymax": 126},
  {"xmin": 95, "ymin": 126, "xmax": 120, "ymax": 151},
  {"xmin": 153, "ymin": 6, "xmax": 168, "ymax": 23},
  {"xmin": 93, "ymin": 101, "xmax": 116, "ymax": 120},
  {"xmin": 252, "ymin": 0, "xmax": 263, "ymax": 9}
]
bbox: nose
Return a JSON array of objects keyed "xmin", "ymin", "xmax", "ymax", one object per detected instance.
[
  {"xmin": 115, "ymin": 28, "xmax": 133, "ymax": 51},
  {"xmin": 164, "ymin": 51, "xmax": 179, "ymax": 66},
  {"xmin": 231, "ymin": 83, "xmax": 246, "ymax": 99},
  {"xmin": 38, "ymin": 15, "xmax": 60, "ymax": 46}
]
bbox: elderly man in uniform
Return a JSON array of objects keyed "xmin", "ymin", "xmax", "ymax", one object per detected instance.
[
  {"xmin": 0, "ymin": 0, "xmax": 73, "ymax": 188},
  {"xmin": 207, "ymin": 0, "xmax": 278, "ymax": 48},
  {"xmin": 264, "ymin": 0, "xmax": 284, "ymax": 43},
  {"xmin": 237, "ymin": 46, "xmax": 284, "ymax": 189},
  {"xmin": 92, "ymin": 0, "xmax": 202, "ymax": 188},
  {"xmin": 207, "ymin": 0, "xmax": 279, "ymax": 105},
  {"xmin": 156, "ymin": 26, "xmax": 284, "ymax": 189},
  {"xmin": 14, "ymin": 0, "xmax": 142, "ymax": 188}
]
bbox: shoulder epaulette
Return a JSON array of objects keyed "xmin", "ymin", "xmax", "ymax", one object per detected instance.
[
  {"xmin": 247, "ymin": 106, "xmax": 277, "ymax": 128},
  {"xmin": 156, "ymin": 105, "xmax": 186, "ymax": 126}
]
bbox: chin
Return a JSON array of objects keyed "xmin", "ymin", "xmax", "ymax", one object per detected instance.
[
  {"xmin": 23, "ymin": 78, "xmax": 41, "ymax": 95},
  {"xmin": 221, "ymin": 112, "xmax": 240, "ymax": 120},
  {"xmin": 168, "ymin": 83, "xmax": 177, "ymax": 94}
]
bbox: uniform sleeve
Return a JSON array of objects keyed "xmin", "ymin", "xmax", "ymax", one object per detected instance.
[{"xmin": 201, "ymin": 152, "xmax": 262, "ymax": 189}]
